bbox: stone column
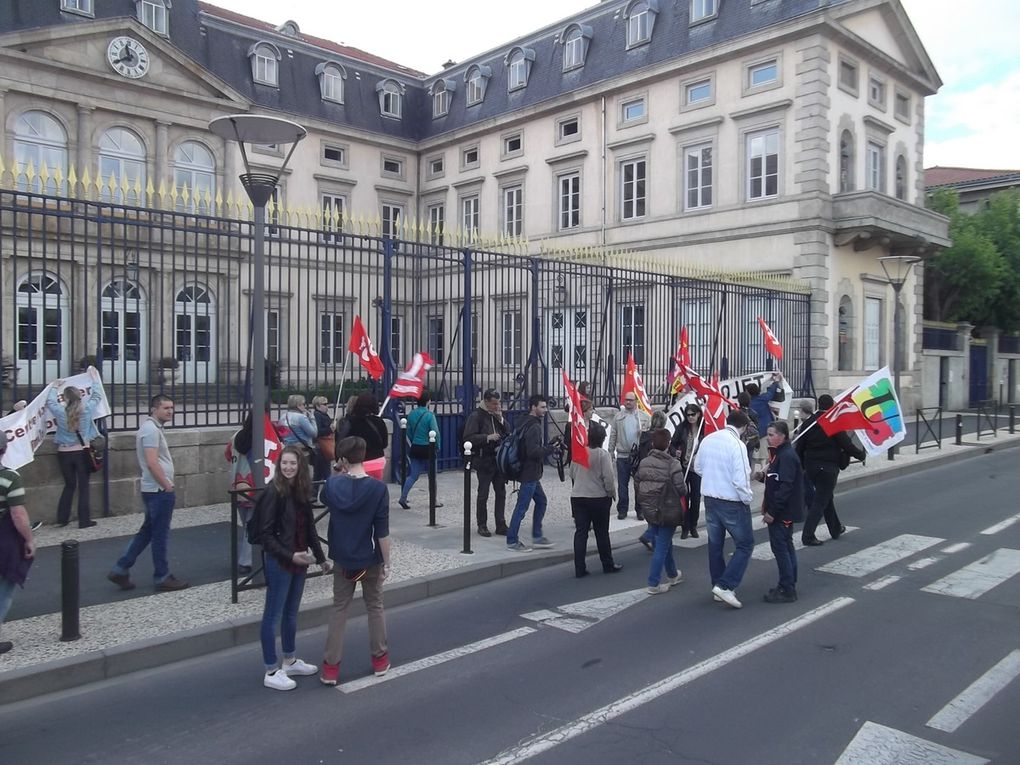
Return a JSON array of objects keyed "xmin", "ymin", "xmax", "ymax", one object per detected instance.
[
  {"xmin": 75, "ymin": 104, "xmax": 93, "ymax": 180},
  {"xmin": 155, "ymin": 120, "xmax": 170, "ymax": 203},
  {"xmin": 0, "ymin": 89, "xmax": 8, "ymax": 162}
]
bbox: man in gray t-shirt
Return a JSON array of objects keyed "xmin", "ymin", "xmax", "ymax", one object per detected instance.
[{"xmin": 108, "ymin": 395, "xmax": 189, "ymax": 592}]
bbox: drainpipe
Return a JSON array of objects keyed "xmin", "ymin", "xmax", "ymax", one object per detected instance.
[{"xmin": 600, "ymin": 95, "xmax": 608, "ymax": 264}]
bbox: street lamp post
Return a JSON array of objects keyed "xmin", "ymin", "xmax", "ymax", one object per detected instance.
[
  {"xmin": 209, "ymin": 115, "xmax": 306, "ymax": 489},
  {"xmin": 878, "ymin": 254, "xmax": 921, "ymax": 459}
]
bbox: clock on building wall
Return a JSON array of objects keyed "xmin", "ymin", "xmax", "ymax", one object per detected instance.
[{"xmin": 107, "ymin": 36, "xmax": 150, "ymax": 79}]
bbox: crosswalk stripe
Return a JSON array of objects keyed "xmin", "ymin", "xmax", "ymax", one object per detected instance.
[
  {"xmin": 927, "ymin": 649, "xmax": 1020, "ymax": 733},
  {"xmin": 942, "ymin": 542, "xmax": 971, "ymax": 554},
  {"xmin": 980, "ymin": 512, "xmax": 1020, "ymax": 535},
  {"xmin": 863, "ymin": 575, "xmax": 901, "ymax": 591},
  {"xmin": 817, "ymin": 534, "xmax": 943, "ymax": 578},
  {"xmin": 908, "ymin": 556, "xmax": 941, "ymax": 570},
  {"xmin": 921, "ymin": 548, "xmax": 1020, "ymax": 600},
  {"xmin": 752, "ymin": 526, "xmax": 858, "ymax": 561}
]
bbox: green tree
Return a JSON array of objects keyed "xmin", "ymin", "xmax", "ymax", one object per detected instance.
[{"xmin": 979, "ymin": 189, "xmax": 1020, "ymax": 331}]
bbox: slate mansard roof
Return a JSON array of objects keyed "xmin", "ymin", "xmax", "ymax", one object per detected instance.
[{"xmin": 3, "ymin": 0, "xmax": 892, "ymax": 142}]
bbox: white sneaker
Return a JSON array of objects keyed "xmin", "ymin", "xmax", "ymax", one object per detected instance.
[
  {"xmin": 264, "ymin": 669, "xmax": 297, "ymax": 691},
  {"xmin": 646, "ymin": 583, "xmax": 670, "ymax": 594},
  {"xmin": 711, "ymin": 585, "xmax": 742, "ymax": 609},
  {"xmin": 666, "ymin": 572, "xmax": 685, "ymax": 587},
  {"xmin": 283, "ymin": 658, "xmax": 318, "ymax": 676}
]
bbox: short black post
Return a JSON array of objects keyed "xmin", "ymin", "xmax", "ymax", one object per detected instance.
[
  {"xmin": 955, "ymin": 413, "xmax": 964, "ymax": 446},
  {"xmin": 398, "ymin": 417, "xmax": 409, "ymax": 486},
  {"xmin": 1010, "ymin": 405, "xmax": 1016, "ymax": 434},
  {"xmin": 230, "ymin": 492, "xmax": 239, "ymax": 604},
  {"xmin": 427, "ymin": 430, "xmax": 438, "ymax": 528},
  {"xmin": 60, "ymin": 540, "xmax": 81, "ymax": 642},
  {"xmin": 462, "ymin": 441, "xmax": 474, "ymax": 554}
]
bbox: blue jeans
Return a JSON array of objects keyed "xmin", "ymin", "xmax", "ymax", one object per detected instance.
[
  {"xmin": 260, "ymin": 553, "xmax": 307, "ymax": 669},
  {"xmin": 768, "ymin": 520, "xmax": 798, "ymax": 593},
  {"xmin": 507, "ymin": 480, "xmax": 547, "ymax": 545},
  {"xmin": 113, "ymin": 491, "xmax": 176, "ymax": 583},
  {"xmin": 647, "ymin": 524, "xmax": 678, "ymax": 586},
  {"xmin": 400, "ymin": 456, "xmax": 429, "ymax": 503},
  {"xmin": 237, "ymin": 504, "xmax": 254, "ymax": 568},
  {"xmin": 705, "ymin": 497, "xmax": 754, "ymax": 591},
  {"xmin": 0, "ymin": 575, "xmax": 16, "ymax": 636},
  {"xmin": 616, "ymin": 458, "xmax": 633, "ymax": 516}
]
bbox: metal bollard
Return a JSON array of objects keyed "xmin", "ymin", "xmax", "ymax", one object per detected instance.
[
  {"xmin": 60, "ymin": 540, "xmax": 81, "ymax": 642},
  {"xmin": 1010, "ymin": 405, "xmax": 1016, "ymax": 435},
  {"xmin": 462, "ymin": 441, "xmax": 474, "ymax": 555},
  {"xmin": 427, "ymin": 430, "xmax": 438, "ymax": 527},
  {"xmin": 398, "ymin": 417, "xmax": 408, "ymax": 485},
  {"xmin": 955, "ymin": 414, "xmax": 963, "ymax": 446}
]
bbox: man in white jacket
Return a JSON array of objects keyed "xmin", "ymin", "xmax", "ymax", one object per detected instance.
[{"xmin": 695, "ymin": 409, "xmax": 753, "ymax": 609}]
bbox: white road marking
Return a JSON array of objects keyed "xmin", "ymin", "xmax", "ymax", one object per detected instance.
[
  {"xmin": 817, "ymin": 534, "xmax": 943, "ymax": 578},
  {"xmin": 921, "ymin": 548, "xmax": 1020, "ymax": 599},
  {"xmin": 908, "ymin": 556, "xmax": 941, "ymax": 570},
  {"xmin": 863, "ymin": 575, "xmax": 901, "ymax": 591},
  {"xmin": 752, "ymin": 526, "xmax": 858, "ymax": 560},
  {"xmin": 337, "ymin": 627, "xmax": 536, "ymax": 694},
  {"xmin": 835, "ymin": 721, "xmax": 989, "ymax": 764},
  {"xmin": 926, "ymin": 650, "xmax": 1020, "ymax": 733},
  {"xmin": 521, "ymin": 589, "xmax": 651, "ymax": 634},
  {"xmin": 942, "ymin": 542, "xmax": 971, "ymax": 554},
  {"xmin": 980, "ymin": 512, "xmax": 1020, "ymax": 535},
  {"xmin": 477, "ymin": 597, "xmax": 855, "ymax": 765}
]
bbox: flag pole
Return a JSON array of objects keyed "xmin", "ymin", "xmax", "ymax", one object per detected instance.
[
  {"xmin": 333, "ymin": 350, "xmax": 352, "ymax": 424},
  {"xmin": 790, "ymin": 417, "xmax": 818, "ymax": 445}
]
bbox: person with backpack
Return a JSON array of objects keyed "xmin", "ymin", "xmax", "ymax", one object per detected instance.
[
  {"xmin": 397, "ymin": 391, "xmax": 441, "ymax": 510},
  {"xmin": 336, "ymin": 393, "xmax": 389, "ymax": 481},
  {"xmin": 745, "ymin": 372, "xmax": 784, "ymax": 431},
  {"xmin": 634, "ymin": 428, "xmax": 687, "ymax": 594},
  {"xmin": 252, "ymin": 445, "xmax": 331, "ymax": 691},
  {"xmin": 505, "ymin": 394, "xmax": 555, "ymax": 552},
  {"xmin": 636, "ymin": 410, "xmax": 668, "ymax": 551},
  {"xmin": 463, "ymin": 388, "xmax": 510, "ymax": 537},
  {"xmin": 608, "ymin": 392, "xmax": 651, "ymax": 520},
  {"xmin": 755, "ymin": 421, "xmax": 804, "ymax": 603},
  {"xmin": 569, "ymin": 422, "xmax": 622, "ymax": 578},
  {"xmin": 736, "ymin": 391, "xmax": 761, "ymax": 467},
  {"xmin": 796, "ymin": 394, "xmax": 866, "ymax": 546},
  {"xmin": 226, "ymin": 407, "xmax": 281, "ymax": 576}
]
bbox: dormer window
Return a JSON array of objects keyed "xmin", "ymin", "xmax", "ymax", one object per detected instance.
[
  {"xmin": 561, "ymin": 24, "xmax": 593, "ymax": 71},
  {"xmin": 376, "ymin": 79, "xmax": 404, "ymax": 119},
  {"xmin": 431, "ymin": 79, "xmax": 456, "ymax": 118},
  {"xmin": 505, "ymin": 47, "xmax": 535, "ymax": 92},
  {"xmin": 316, "ymin": 62, "xmax": 346, "ymax": 104},
  {"xmin": 137, "ymin": 0, "xmax": 170, "ymax": 36},
  {"xmin": 625, "ymin": 1, "xmax": 659, "ymax": 48},
  {"xmin": 276, "ymin": 20, "xmax": 300, "ymax": 37},
  {"xmin": 249, "ymin": 42, "xmax": 281, "ymax": 87},
  {"xmin": 465, "ymin": 65, "xmax": 491, "ymax": 106},
  {"xmin": 690, "ymin": 0, "xmax": 717, "ymax": 24},
  {"xmin": 62, "ymin": 0, "xmax": 94, "ymax": 16}
]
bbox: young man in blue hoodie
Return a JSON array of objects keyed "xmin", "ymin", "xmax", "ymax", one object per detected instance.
[{"xmin": 319, "ymin": 436, "xmax": 391, "ymax": 686}]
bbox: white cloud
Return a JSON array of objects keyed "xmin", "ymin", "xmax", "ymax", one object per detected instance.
[{"xmin": 924, "ymin": 71, "xmax": 1020, "ymax": 168}]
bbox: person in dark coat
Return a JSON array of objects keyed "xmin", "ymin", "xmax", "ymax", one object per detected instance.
[
  {"xmin": 0, "ymin": 431, "xmax": 35, "ymax": 655},
  {"xmin": 796, "ymin": 394, "xmax": 866, "ymax": 545},
  {"xmin": 462, "ymin": 389, "xmax": 510, "ymax": 536},
  {"xmin": 669, "ymin": 403, "xmax": 704, "ymax": 539},
  {"xmin": 756, "ymin": 421, "xmax": 804, "ymax": 602},
  {"xmin": 505, "ymin": 395, "xmax": 555, "ymax": 552},
  {"xmin": 335, "ymin": 393, "xmax": 389, "ymax": 480}
]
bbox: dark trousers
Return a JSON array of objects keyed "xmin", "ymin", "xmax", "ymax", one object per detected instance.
[
  {"xmin": 802, "ymin": 461, "xmax": 841, "ymax": 541},
  {"xmin": 57, "ymin": 450, "xmax": 92, "ymax": 526},
  {"xmin": 683, "ymin": 472, "xmax": 702, "ymax": 533},
  {"xmin": 475, "ymin": 463, "xmax": 507, "ymax": 531},
  {"xmin": 768, "ymin": 520, "xmax": 798, "ymax": 592},
  {"xmin": 571, "ymin": 496, "xmax": 615, "ymax": 575}
]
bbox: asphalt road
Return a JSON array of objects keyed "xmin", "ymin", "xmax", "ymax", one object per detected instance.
[{"xmin": 1, "ymin": 450, "xmax": 1017, "ymax": 765}]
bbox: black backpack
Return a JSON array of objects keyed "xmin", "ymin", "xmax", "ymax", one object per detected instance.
[{"xmin": 496, "ymin": 424, "xmax": 526, "ymax": 480}]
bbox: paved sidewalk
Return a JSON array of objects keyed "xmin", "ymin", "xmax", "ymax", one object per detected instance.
[{"xmin": 1, "ymin": 427, "xmax": 1017, "ymax": 704}]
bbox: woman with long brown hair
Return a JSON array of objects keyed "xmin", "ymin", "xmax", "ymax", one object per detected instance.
[
  {"xmin": 253, "ymin": 445, "xmax": 332, "ymax": 691},
  {"xmin": 46, "ymin": 368, "xmax": 104, "ymax": 528}
]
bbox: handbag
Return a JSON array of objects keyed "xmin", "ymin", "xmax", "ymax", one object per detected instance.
[
  {"xmin": 317, "ymin": 435, "xmax": 335, "ymax": 462},
  {"xmin": 77, "ymin": 432, "xmax": 103, "ymax": 473}
]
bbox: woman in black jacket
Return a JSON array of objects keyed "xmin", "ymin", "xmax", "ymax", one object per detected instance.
[
  {"xmin": 255, "ymin": 445, "xmax": 332, "ymax": 691},
  {"xmin": 335, "ymin": 393, "xmax": 389, "ymax": 480},
  {"xmin": 669, "ymin": 404, "xmax": 704, "ymax": 539},
  {"xmin": 757, "ymin": 421, "xmax": 804, "ymax": 604}
]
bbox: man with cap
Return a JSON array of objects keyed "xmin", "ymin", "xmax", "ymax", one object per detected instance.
[
  {"xmin": 462, "ymin": 389, "xmax": 510, "ymax": 537},
  {"xmin": 0, "ymin": 430, "xmax": 36, "ymax": 654}
]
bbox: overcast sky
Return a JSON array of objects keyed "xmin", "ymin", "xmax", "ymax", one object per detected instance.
[{"xmin": 207, "ymin": 0, "xmax": 1020, "ymax": 169}]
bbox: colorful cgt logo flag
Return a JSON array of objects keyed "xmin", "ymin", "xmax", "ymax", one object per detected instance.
[
  {"xmin": 563, "ymin": 372, "xmax": 589, "ymax": 469},
  {"xmin": 667, "ymin": 327, "xmax": 691, "ymax": 395},
  {"xmin": 349, "ymin": 315, "xmax": 384, "ymax": 381},
  {"xmin": 621, "ymin": 353, "xmax": 653, "ymax": 416},
  {"xmin": 757, "ymin": 317, "xmax": 783, "ymax": 362},
  {"xmin": 826, "ymin": 367, "xmax": 905, "ymax": 456},
  {"xmin": 388, "ymin": 352, "xmax": 435, "ymax": 399}
]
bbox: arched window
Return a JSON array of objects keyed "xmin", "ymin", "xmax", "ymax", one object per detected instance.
[
  {"xmin": 175, "ymin": 284, "xmax": 217, "ymax": 383},
  {"xmin": 173, "ymin": 141, "xmax": 215, "ymax": 213},
  {"xmin": 376, "ymin": 79, "xmax": 403, "ymax": 118},
  {"xmin": 99, "ymin": 127, "xmax": 147, "ymax": 205},
  {"xmin": 625, "ymin": 0, "xmax": 659, "ymax": 47},
  {"xmin": 464, "ymin": 65, "xmax": 491, "ymax": 106},
  {"xmin": 838, "ymin": 295, "xmax": 854, "ymax": 371},
  {"xmin": 839, "ymin": 130, "xmax": 854, "ymax": 193},
  {"xmin": 136, "ymin": 0, "xmax": 169, "ymax": 35},
  {"xmin": 505, "ymin": 47, "xmax": 535, "ymax": 91},
  {"xmin": 316, "ymin": 62, "xmax": 346, "ymax": 104},
  {"xmin": 895, "ymin": 154, "xmax": 908, "ymax": 201},
  {"xmin": 13, "ymin": 111, "xmax": 68, "ymax": 195},
  {"xmin": 561, "ymin": 24, "xmax": 592, "ymax": 70},
  {"xmin": 249, "ymin": 42, "xmax": 281, "ymax": 86},
  {"xmin": 16, "ymin": 273, "xmax": 69, "ymax": 383},
  {"xmin": 431, "ymin": 79, "xmax": 456, "ymax": 118}
]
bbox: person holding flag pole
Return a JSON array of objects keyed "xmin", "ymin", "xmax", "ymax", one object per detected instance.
[
  {"xmin": 609, "ymin": 354, "xmax": 652, "ymax": 520},
  {"xmin": 336, "ymin": 316, "xmax": 385, "ymax": 424}
]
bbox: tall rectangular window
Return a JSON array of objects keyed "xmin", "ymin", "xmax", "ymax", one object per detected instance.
[
  {"xmin": 744, "ymin": 297, "xmax": 771, "ymax": 371},
  {"xmin": 746, "ymin": 128, "xmax": 779, "ymax": 200},
  {"xmin": 461, "ymin": 195, "xmax": 479, "ymax": 236},
  {"xmin": 559, "ymin": 173, "xmax": 581, "ymax": 230},
  {"xmin": 501, "ymin": 311, "xmax": 522, "ymax": 367},
  {"xmin": 427, "ymin": 316, "xmax": 445, "ymax": 364},
  {"xmin": 864, "ymin": 297, "xmax": 882, "ymax": 370},
  {"xmin": 621, "ymin": 305, "xmax": 645, "ymax": 366},
  {"xmin": 321, "ymin": 193, "xmax": 345, "ymax": 241},
  {"xmin": 503, "ymin": 185, "xmax": 523, "ymax": 237},
  {"xmin": 679, "ymin": 297, "xmax": 712, "ymax": 372},
  {"xmin": 620, "ymin": 158, "xmax": 647, "ymax": 220},
  {"xmin": 390, "ymin": 315, "xmax": 403, "ymax": 366},
  {"xmin": 320, "ymin": 312, "xmax": 345, "ymax": 365},
  {"xmin": 428, "ymin": 203, "xmax": 445, "ymax": 245},
  {"xmin": 628, "ymin": 7, "xmax": 651, "ymax": 46},
  {"xmin": 684, "ymin": 144, "xmax": 713, "ymax": 210},
  {"xmin": 382, "ymin": 203, "xmax": 402, "ymax": 238},
  {"xmin": 265, "ymin": 310, "xmax": 280, "ymax": 364},
  {"xmin": 866, "ymin": 141, "xmax": 886, "ymax": 192}
]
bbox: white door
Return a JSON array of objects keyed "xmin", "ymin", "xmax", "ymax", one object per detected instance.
[
  {"xmin": 546, "ymin": 307, "xmax": 588, "ymax": 400},
  {"xmin": 15, "ymin": 273, "xmax": 69, "ymax": 386},
  {"xmin": 101, "ymin": 279, "xmax": 146, "ymax": 384},
  {"xmin": 864, "ymin": 297, "xmax": 882, "ymax": 371},
  {"xmin": 174, "ymin": 285, "xmax": 217, "ymax": 383}
]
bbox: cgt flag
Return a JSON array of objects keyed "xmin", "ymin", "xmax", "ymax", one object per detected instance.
[
  {"xmin": 388, "ymin": 352, "xmax": 435, "ymax": 399},
  {"xmin": 667, "ymin": 327, "xmax": 691, "ymax": 395},
  {"xmin": 757, "ymin": 317, "xmax": 784, "ymax": 362},
  {"xmin": 621, "ymin": 353, "xmax": 653, "ymax": 416},
  {"xmin": 349, "ymin": 315, "xmax": 384, "ymax": 380},
  {"xmin": 825, "ymin": 367, "xmax": 905, "ymax": 456},
  {"xmin": 563, "ymin": 372, "xmax": 589, "ymax": 469}
]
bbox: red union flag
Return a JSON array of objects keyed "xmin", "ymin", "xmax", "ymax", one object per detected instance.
[
  {"xmin": 348, "ymin": 315, "xmax": 384, "ymax": 380},
  {"xmin": 621, "ymin": 353, "xmax": 653, "ymax": 416},
  {"xmin": 680, "ymin": 363, "xmax": 739, "ymax": 409},
  {"xmin": 667, "ymin": 327, "xmax": 691, "ymax": 395},
  {"xmin": 701, "ymin": 392, "xmax": 730, "ymax": 434},
  {"xmin": 818, "ymin": 388, "xmax": 875, "ymax": 437},
  {"xmin": 757, "ymin": 317, "xmax": 784, "ymax": 362},
  {"xmin": 563, "ymin": 372, "xmax": 589, "ymax": 469},
  {"xmin": 388, "ymin": 352, "xmax": 434, "ymax": 399}
]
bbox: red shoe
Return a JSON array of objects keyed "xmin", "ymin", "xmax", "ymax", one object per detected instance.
[
  {"xmin": 371, "ymin": 652, "xmax": 390, "ymax": 677},
  {"xmin": 320, "ymin": 661, "xmax": 340, "ymax": 686}
]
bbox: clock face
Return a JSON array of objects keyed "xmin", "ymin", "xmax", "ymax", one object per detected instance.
[{"xmin": 107, "ymin": 36, "xmax": 150, "ymax": 79}]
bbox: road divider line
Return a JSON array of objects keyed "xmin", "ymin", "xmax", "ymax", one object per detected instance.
[
  {"xmin": 980, "ymin": 512, "xmax": 1020, "ymax": 535},
  {"xmin": 752, "ymin": 527, "xmax": 858, "ymax": 561},
  {"xmin": 926, "ymin": 649, "xmax": 1020, "ymax": 733},
  {"xmin": 477, "ymin": 597, "xmax": 856, "ymax": 765},
  {"xmin": 337, "ymin": 627, "xmax": 536, "ymax": 694},
  {"xmin": 817, "ymin": 534, "xmax": 943, "ymax": 578},
  {"xmin": 863, "ymin": 575, "xmax": 900, "ymax": 591},
  {"xmin": 921, "ymin": 548, "xmax": 1020, "ymax": 600}
]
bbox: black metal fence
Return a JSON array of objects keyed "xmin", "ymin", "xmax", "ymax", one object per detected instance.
[{"xmin": 1, "ymin": 187, "xmax": 812, "ymax": 465}]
